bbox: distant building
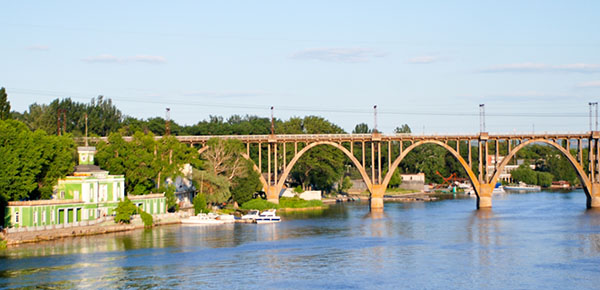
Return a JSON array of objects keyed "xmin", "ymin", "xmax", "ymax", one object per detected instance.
[
  {"xmin": 487, "ymin": 156, "xmax": 534, "ymax": 183},
  {"xmin": 4, "ymin": 147, "xmax": 166, "ymax": 228},
  {"xmin": 399, "ymin": 173, "xmax": 425, "ymax": 191}
]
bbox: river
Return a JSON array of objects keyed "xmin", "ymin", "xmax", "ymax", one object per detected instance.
[{"xmin": 1, "ymin": 190, "xmax": 600, "ymax": 289}]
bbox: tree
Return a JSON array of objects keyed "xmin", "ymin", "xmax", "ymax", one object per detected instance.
[
  {"xmin": 114, "ymin": 198, "xmax": 138, "ymax": 224},
  {"xmin": 338, "ymin": 176, "xmax": 353, "ymax": 193},
  {"xmin": 353, "ymin": 123, "xmax": 371, "ymax": 134},
  {"xmin": 203, "ymin": 138, "xmax": 248, "ymax": 181},
  {"xmin": 192, "ymin": 169, "xmax": 230, "ymax": 204},
  {"xmin": 0, "ymin": 87, "xmax": 10, "ymax": 120},
  {"xmin": 537, "ymin": 171, "xmax": 553, "ymax": 187},
  {"xmin": 394, "ymin": 124, "xmax": 411, "ymax": 133},
  {"xmin": 511, "ymin": 164, "xmax": 538, "ymax": 185},
  {"xmin": 193, "ymin": 193, "xmax": 208, "ymax": 214},
  {"xmin": 231, "ymin": 160, "xmax": 262, "ymax": 205}
]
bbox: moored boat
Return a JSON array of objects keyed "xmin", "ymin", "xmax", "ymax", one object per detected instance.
[
  {"xmin": 504, "ymin": 182, "xmax": 541, "ymax": 191},
  {"xmin": 255, "ymin": 209, "xmax": 281, "ymax": 224},
  {"xmin": 241, "ymin": 210, "xmax": 260, "ymax": 221},
  {"xmin": 181, "ymin": 213, "xmax": 225, "ymax": 225}
]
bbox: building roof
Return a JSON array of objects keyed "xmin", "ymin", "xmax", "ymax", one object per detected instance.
[
  {"xmin": 8, "ymin": 199, "xmax": 85, "ymax": 207},
  {"xmin": 74, "ymin": 164, "xmax": 108, "ymax": 173}
]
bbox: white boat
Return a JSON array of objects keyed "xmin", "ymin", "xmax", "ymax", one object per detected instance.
[
  {"xmin": 241, "ymin": 210, "xmax": 260, "ymax": 221},
  {"xmin": 504, "ymin": 182, "xmax": 541, "ymax": 192},
  {"xmin": 255, "ymin": 209, "xmax": 281, "ymax": 224},
  {"xmin": 181, "ymin": 213, "xmax": 225, "ymax": 225},
  {"xmin": 217, "ymin": 214, "xmax": 236, "ymax": 223}
]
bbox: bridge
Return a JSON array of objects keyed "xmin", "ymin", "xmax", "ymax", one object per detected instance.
[{"xmin": 98, "ymin": 131, "xmax": 600, "ymax": 210}]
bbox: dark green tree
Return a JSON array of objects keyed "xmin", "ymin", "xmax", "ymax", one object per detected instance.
[{"xmin": 0, "ymin": 87, "xmax": 10, "ymax": 120}]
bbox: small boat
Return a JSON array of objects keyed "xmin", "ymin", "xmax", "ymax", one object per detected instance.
[
  {"xmin": 255, "ymin": 209, "xmax": 281, "ymax": 224},
  {"xmin": 493, "ymin": 182, "xmax": 505, "ymax": 194},
  {"xmin": 504, "ymin": 182, "xmax": 541, "ymax": 192},
  {"xmin": 181, "ymin": 213, "xmax": 225, "ymax": 225},
  {"xmin": 241, "ymin": 210, "xmax": 260, "ymax": 221}
]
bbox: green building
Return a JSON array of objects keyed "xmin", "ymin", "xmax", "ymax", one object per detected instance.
[{"xmin": 4, "ymin": 146, "xmax": 166, "ymax": 228}]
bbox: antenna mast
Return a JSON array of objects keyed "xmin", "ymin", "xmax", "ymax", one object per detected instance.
[
  {"xmin": 270, "ymin": 106, "xmax": 274, "ymax": 135},
  {"xmin": 165, "ymin": 108, "xmax": 171, "ymax": 136}
]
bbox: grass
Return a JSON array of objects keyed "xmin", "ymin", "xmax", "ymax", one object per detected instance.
[
  {"xmin": 279, "ymin": 196, "xmax": 324, "ymax": 208},
  {"xmin": 240, "ymin": 197, "xmax": 325, "ymax": 211}
]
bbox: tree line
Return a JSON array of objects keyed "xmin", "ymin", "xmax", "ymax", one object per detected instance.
[{"xmin": 0, "ymin": 88, "xmax": 587, "ymax": 216}]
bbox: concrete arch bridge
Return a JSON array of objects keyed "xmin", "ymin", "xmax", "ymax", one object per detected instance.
[{"xmin": 106, "ymin": 132, "xmax": 600, "ymax": 210}]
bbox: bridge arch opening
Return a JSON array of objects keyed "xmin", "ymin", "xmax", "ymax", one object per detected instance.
[
  {"xmin": 276, "ymin": 141, "xmax": 374, "ymax": 195},
  {"xmin": 491, "ymin": 139, "xmax": 592, "ymax": 202},
  {"xmin": 382, "ymin": 140, "xmax": 481, "ymax": 197}
]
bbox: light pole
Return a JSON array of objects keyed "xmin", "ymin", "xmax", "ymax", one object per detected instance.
[{"xmin": 479, "ymin": 104, "xmax": 486, "ymax": 133}]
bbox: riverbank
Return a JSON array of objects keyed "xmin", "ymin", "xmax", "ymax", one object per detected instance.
[{"xmin": 2, "ymin": 212, "xmax": 187, "ymax": 247}]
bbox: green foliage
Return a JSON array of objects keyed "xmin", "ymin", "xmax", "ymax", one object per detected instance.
[
  {"xmin": 353, "ymin": 123, "xmax": 371, "ymax": 133},
  {"xmin": 338, "ymin": 176, "xmax": 353, "ymax": 193},
  {"xmin": 159, "ymin": 184, "xmax": 178, "ymax": 212},
  {"xmin": 291, "ymin": 144, "xmax": 345, "ymax": 191},
  {"xmin": 96, "ymin": 131, "xmax": 199, "ymax": 195},
  {"xmin": 193, "ymin": 193, "xmax": 208, "ymax": 214},
  {"xmin": 394, "ymin": 124, "xmax": 411, "ymax": 133},
  {"xmin": 537, "ymin": 171, "xmax": 553, "ymax": 187},
  {"xmin": 114, "ymin": 198, "xmax": 138, "ymax": 224},
  {"xmin": 0, "ymin": 87, "xmax": 10, "ymax": 120},
  {"xmin": 511, "ymin": 164, "xmax": 538, "ymax": 185},
  {"xmin": 0, "ymin": 238, "xmax": 6, "ymax": 250},
  {"xmin": 231, "ymin": 160, "xmax": 262, "ymax": 205},
  {"xmin": 140, "ymin": 210, "xmax": 153, "ymax": 228},
  {"xmin": 279, "ymin": 196, "xmax": 323, "ymax": 208},
  {"xmin": 192, "ymin": 169, "xmax": 231, "ymax": 204},
  {"xmin": 293, "ymin": 185, "xmax": 304, "ymax": 194},
  {"xmin": 240, "ymin": 198, "xmax": 279, "ymax": 211},
  {"xmin": 387, "ymin": 170, "xmax": 403, "ymax": 188},
  {"xmin": 0, "ymin": 119, "xmax": 75, "ymax": 203}
]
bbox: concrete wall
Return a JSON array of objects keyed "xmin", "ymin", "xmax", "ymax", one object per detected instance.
[{"xmin": 280, "ymin": 189, "xmax": 322, "ymax": 200}]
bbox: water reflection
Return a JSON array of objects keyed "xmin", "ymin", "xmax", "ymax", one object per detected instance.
[{"xmin": 2, "ymin": 191, "xmax": 600, "ymax": 289}]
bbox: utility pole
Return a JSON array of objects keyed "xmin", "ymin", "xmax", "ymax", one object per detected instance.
[
  {"xmin": 84, "ymin": 113, "xmax": 88, "ymax": 146},
  {"xmin": 373, "ymin": 105, "xmax": 378, "ymax": 133},
  {"xmin": 590, "ymin": 102, "xmax": 593, "ymax": 131},
  {"xmin": 479, "ymin": 104, "xmax": 486, "ymax": 133},
  {"xmin": 165, "ymin": 108, "xmax": 171, "ymax": 136},
  {"xmin": 270, "ymin": 106, "xmax": 274, "ymax": 135}
]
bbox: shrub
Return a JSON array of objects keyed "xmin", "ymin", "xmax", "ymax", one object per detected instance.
[
  {"xmin": 0, "ymin": 238, "xmax": 6, "ymax": 250},
  {"xmin": 240, "ymin": 199, "xmax": 279, "ymax": 211},
  {"xmin": 293, "ymin": 186, "xmax": 304, "ymax": 194},
  {"xmin": 193, "ymin": 193, "xmax": 209, "ymax": 215},
  {"xmin": 115, "ymin": 198, "xmax": 138, "ymax": 224},
  {"xmin": 140, "ymin": 210, "xmax": 153, "ymax": 228}
]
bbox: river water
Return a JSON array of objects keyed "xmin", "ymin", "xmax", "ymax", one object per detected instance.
[{"xmin": 1, "ymin": 190, "xmax": 600, "ymax": 289}]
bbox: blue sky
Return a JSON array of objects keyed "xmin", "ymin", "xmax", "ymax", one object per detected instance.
[{"xmin": 2, "ymin": 1, "xmax": 600, "ymax": 134}]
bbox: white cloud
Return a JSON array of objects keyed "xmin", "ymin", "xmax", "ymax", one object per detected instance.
[
  {"xmin": 482, "ymin": 62, "xmax": 600, "ymax": 73},
  {"xmin": 82, "ymin": 54, "xmax": 166, "ymax": 64},
  {"xmin": 26, "ymin": 45, "xmax": 49, "ymax": 51},
  {"xmin": 576, "ymin": 80, "xmax": 600, "ymax": 88},
  {"xmin": 407, "ymin": 55, "xmax": 440, "ymax": 64},
  {"xmin": 291, "ymin": 48, "xmax": 386, "ymax": 63}
]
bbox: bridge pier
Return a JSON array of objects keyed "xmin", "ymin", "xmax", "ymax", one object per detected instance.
[
  {"xmin": 587, "ymin": 183, "xmax": 600, "ymax": 208},
  {"xmin": 477, "ymin": 183, "xmax": 494, "ymax": 208},
  {"xmin": 370, "ymin": 184, "xmax": 385, "ymax": 211},
  {"xmin": 266, "ymin": 186, "xmax": 280, "ymax": 204}
]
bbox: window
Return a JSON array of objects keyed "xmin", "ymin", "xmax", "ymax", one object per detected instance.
[{"xmin": 15, "ymin": 211, "xmax": 19, "ymax": 223}]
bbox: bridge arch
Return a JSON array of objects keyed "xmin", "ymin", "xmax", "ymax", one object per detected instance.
[
  {"xmin": 382, "ymin": 140, "xmax": 481, "ymax": 196},
  {"xmin": 275, "ymin": 141, "xmax": 374, "ymax": 193},
  {"xmin": 491, "ymin": 139, "xmax": 591, "ymax": 199},
  {"xmin": 196, "ymin": 145, "xmax": 269, "ymax": 192}
]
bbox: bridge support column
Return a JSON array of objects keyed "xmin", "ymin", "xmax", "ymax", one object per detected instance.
[
  {"xmin": 477, "ymin": 183, "xmax": 494, "ymax": 208},
  {"xmin": 266, "ymin": 186, "xmax": 280, "ymax": 204},
  {"xmin": 370, "ymin": 184, "xmax": 386, "ymax": 211},
  {"xmin": 588, "ymin": 183, "xmax": 600, "ymax": 208}
]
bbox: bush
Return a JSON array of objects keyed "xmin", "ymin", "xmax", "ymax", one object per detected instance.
[
  {"xmin": 279, "ymin": 196, "xmax": 323, "ymax": 208},
  {"xmin": 115, "ymin": 198, "xmax": 138, "ymax": 224},
  {"xmin": 193, "ymin": 193, "xmax": 209, "ymax": 215},
  {"xmin": 0, "ymin": 238, "xmax": 6, "ymax": 250},
  {"xmin": 140, "ymin": 210, "xmax": 153, "ymax": 228},
  {"xmin": 293, "ymin": 186, "xmax": 304, "ymax": 194},
  {"xmin": 240, "ymin": 199, "xmax": 279, "ymax": 211}
]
